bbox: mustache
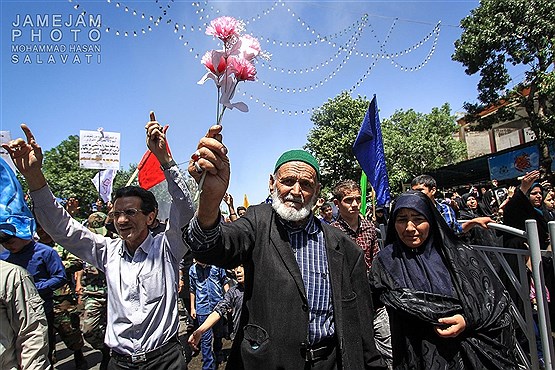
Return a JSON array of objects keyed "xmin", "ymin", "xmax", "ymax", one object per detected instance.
[{"xmin": 283, "ymin": 194, "xmax": 304, "ymax": 203}]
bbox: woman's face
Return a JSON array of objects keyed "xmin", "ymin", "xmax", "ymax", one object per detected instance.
[
  {"xmin": 544, "ymin": 191, "xmax": 555, "ymax": 210},
  {"xmin": 395, "ymin": 208, "xmax": 430, "ymax": 248},
  {"xmin": 466, "ymin": 196, "xmax": 478, "ymax": 210},
  {"xmin": 528, "ymin": 186, "xmax": 543, "ymax": 208}
]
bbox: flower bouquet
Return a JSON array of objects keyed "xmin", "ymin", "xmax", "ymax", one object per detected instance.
[{"xmin": 196, "ymin": 16, "xmax": 266, "ymax": 191}]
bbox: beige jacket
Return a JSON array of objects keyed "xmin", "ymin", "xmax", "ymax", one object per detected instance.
[{"xmin": 0, "ymin": 260, "xmax": 49, "ymax": 370}]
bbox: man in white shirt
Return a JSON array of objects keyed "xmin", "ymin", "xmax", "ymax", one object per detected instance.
[{"xmin": 3, "ymin": 113, "xmax": 194, "ymax": 370}]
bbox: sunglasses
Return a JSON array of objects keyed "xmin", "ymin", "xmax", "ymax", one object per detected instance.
[{"xmin": 0, "ymin": 232, "xmax": 15, "ymax": 244}]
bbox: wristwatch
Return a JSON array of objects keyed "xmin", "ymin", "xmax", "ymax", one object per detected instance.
[{"xmin": 160, "ymin": 159, "xmax": 176, "ymax": 171}]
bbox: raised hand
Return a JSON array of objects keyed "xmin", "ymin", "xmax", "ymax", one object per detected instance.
[
  {"xmin": 1, "ymin": 124, "xmax": 47, "ymax": 190},
  {"xmin": 223, "ymin": 193, "xmax": 234, "ymax": 207},
  {"xmin": 145, "ymin": 111, "xmax": 171, "ymax": 164},
  {"xmin": 520, "ymin": 170, "xmax": 541, "ymax": 194},
  {"xmin": 188, "ymin": 125, "xmax": 230, "ymax": 229}
]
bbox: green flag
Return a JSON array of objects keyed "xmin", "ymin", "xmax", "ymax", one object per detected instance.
[{"xmin": 360, "ymin": 172, "xmax": 368, "ymax": 217}]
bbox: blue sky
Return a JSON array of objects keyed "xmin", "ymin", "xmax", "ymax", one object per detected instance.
[{"xmin": 0, "ymin": 0, "xmax": 523, "ymax": 205}]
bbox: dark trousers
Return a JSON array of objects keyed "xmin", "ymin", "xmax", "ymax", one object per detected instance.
[
  {"xmin": 45, "ymin": 310, "xmax": 56, "ymax": 363},
  {"xmin": 108, "ymin": 342, "xmax": 187, "ymax": 370}
]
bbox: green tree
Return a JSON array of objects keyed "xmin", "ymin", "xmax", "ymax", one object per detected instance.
[
  {"xmin": 452, "ymin": 0, "xmax": 555, "ymax": 172},
  {"xmin": 381, "ymin": 104, "xmax": 467, "ymax": 192},
  {"xmin": 18, "ymin": 135, "xmax": 136, "ymax": 215},
  {"xmin": 113, "ymin": 163, "xmax": 137, "ymax": 191},
  {"xmin": 304, "ymin": 92, "xmax": 369, "ymax": 193},
  {"xmin": 305, "ymin": 92, "xmax": 465, "ymax": 194}
]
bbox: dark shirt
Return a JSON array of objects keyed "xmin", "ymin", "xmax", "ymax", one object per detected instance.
[
  {"xmin": 0, "ymin": 240, "xmax": 66, "ymax": 312},
  {"xmin": 213, "ymin": 283, "xmax": 244, "ymax": 340}
]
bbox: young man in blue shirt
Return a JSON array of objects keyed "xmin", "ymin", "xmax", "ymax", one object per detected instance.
[
  {"xmin": 189, "ymin": 261, "xmax": 229, "ymax": 370},
  {"xmin": 0, "ymin": 229, "xmax": 67, "ymax": 366}
]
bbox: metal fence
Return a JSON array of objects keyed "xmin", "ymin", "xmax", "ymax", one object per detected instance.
[{"xmin": 473, "ymin": 220, "xmax": 554, "ymax": 369}]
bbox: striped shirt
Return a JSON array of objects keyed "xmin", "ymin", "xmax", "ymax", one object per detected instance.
[
  {"xmin": 281, "ymin": 216, "xmax": 335, "ymax": 345},
  {"xmin": 436, "ymin": 201, "xmax": 463, "ymax": 234}
]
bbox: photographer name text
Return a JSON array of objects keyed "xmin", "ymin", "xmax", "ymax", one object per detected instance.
[{"xmin": 11, "ymin": 13, "xmax": 103, "ymax": 65}]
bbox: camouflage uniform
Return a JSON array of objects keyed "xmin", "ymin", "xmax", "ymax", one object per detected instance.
[
  {"xmin": 80, "ymin": 262, "xmax": 108, "ymax": 349},
  {"xmin": 52, "ymin": 243, "xmax": 86, "ymax": 352},
  {"xmin": 80, "ymin": 212, "xmax": 110, "ymax": 351}
]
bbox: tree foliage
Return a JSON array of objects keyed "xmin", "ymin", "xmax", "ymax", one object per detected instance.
[
  {"xmin": 452, "ymin": 0, "xmax": 555, "ymax": 169},
  {"xmin": 18, "ymin": 135, "xmax": 136, "ymax": 216},
  {"xmin": 304, "ymin": 92, "xmax": 466, "ymax": 194},
  {"xmin": 304, "ymin": 92, "xmax": 368, "ymax": 193},
  {"xmin": 381, "ymin": 104, "xmax": 467, "ymax": 192}
]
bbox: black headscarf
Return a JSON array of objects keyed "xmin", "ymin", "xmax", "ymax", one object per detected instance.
[
  {"xmin": 381, "ymin": 191, "xmax": 454, "ymax": 297},
  {"xmin": 460, "ymin": 192, "xmax": 485, "ymax": 218},
  {"xmin": 527, "ymin": 183, "xmax": 545, "ymax": 217},
  {"xmin": 372, "ymin": 190, "xmax": 518, "ymax": 369}
]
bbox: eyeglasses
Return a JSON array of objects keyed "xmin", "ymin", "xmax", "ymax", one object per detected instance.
[
  {"xmin": 529, "ymin": 191, "xmax": 542, "ymax": 196},
  {"xmin": 108, "ymin": 208, "xmax": 145, "ymax": 219}
]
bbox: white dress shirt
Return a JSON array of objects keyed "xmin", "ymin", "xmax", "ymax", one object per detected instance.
[{"xmin": 31, "ymin": 165, "xmax": 194, "ymax": 355}]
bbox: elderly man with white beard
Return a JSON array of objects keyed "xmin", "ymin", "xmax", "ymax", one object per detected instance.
[{"xmin": 185, "ymin": 125, "xmax": 385, "ymax": 370}]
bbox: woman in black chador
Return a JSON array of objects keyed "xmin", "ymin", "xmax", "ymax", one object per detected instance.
[{"xmin": 371, "ymin": 190, "xmax": 518, "ymax": 369}]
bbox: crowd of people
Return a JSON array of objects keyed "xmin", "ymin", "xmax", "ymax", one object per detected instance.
[{"xmin": 0, "ymin": 115, "xmax": 552, "ymax": 370}]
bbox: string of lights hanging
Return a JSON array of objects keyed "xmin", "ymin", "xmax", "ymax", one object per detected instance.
[{"xmin": 66, "ymin": 0, "xmax": 445, "ymax": 115}]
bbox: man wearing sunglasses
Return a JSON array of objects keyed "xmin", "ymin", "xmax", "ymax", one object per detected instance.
[{"xmin": 2, "ymin": 113, "xmax": 194, "ymax": 370}]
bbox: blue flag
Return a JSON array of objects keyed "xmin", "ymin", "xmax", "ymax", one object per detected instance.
[
  {"xmin": 0, "ymin": 157, "xmax": 35, "ymax": 239},
  {"xmin": 352, "ymin": 95, "xmax": 391, "ymax": 207}
]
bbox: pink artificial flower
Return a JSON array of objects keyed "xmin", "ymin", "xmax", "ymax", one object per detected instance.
[
  {"xmin": 228, "ymin": 56, "xmax": 257, "ymax": 81},
  {"xmin": 201, "ymin": 50, "xmax": 227, "ymax": 75},
  {"xmin": 205, "ymin": 16, "xmax": 241, "ymax": 41},
  {"xmin": 237, "ymin": 34, "xmax": 261, "ymax": 61},
  {"xmin": 219, "ymin": 74, "xmax": 249, "ymax": 112}
]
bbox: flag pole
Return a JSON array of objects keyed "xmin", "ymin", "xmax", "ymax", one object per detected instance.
[
  {"xmin": 126, "ymin": 167, "xmax": 139, "ymax": 187},
  {"xmin": 360, "ymin": 171, "xmax": 367, "ymax": 217},
  {"xmin": 98, "ymin": 170, "xmax": 101, "ymax": 201}
]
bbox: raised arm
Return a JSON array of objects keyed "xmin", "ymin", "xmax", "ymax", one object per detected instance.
[
  {"xmin": 4, "ymin": 124, "xmax": 111, "ymax": 269},
  {"xmin": 146, "ymin": 112, "xmax": 195, "ymax": 260},
  {"xmin": 145, "ymin": 111, "xmax": 172, "ymax": 167},
  {"xmin": 223, "ymin": 193, "xmax": 238, "ymax": 221},
  {"xmin": 187, "ymin": 125, "xmax": 230, "ymax": 229},
  {"xmin": 520, "ymin": 170, "xmax": 541, "ymax": 194}
]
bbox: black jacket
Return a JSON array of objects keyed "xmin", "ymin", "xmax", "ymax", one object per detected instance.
[{"xmin": 191, "ymin": 203, "xmax": 385, "ymax": 369}]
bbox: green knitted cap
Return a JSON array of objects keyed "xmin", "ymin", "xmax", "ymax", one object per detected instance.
[{"xmin": 274, "ymin": 150, "xmax": 320, "ymax": 181}]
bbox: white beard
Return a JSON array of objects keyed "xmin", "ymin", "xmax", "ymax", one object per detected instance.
[{"xmin": 271, "ymin": 187, "xmax": 316, "ymax": 222}]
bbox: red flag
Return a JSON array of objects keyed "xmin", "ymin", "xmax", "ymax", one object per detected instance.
[{"xmin": 138, "ymin": 125, "xmax": 171, "ymax": 190}]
